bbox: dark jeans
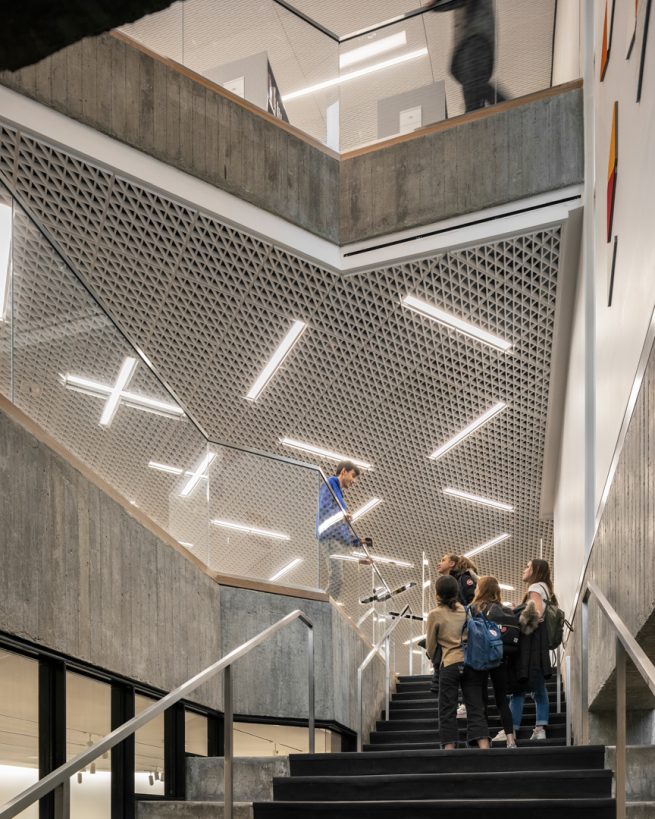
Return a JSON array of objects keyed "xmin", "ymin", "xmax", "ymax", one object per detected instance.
[
  {"xmin": 484, "ymin": 660, "xmax": 514, "ymax": 735},
  {"xmin": 439, "ymin": 663, "xmax": 488, "ymax": 745}
]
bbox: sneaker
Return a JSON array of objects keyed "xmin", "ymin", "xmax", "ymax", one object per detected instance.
[
  {"xmin": 530, "ymin": 726, "xmax": 547, "ymax": 740},
  {"xmin": 506, "ymin": 736, "xmax": 518, "ymax": 748},
  {"xmin": 492, "ymin": 729, "xmax": 507, "ymax": 742},
  {"xmin": 456, "ymin": 704, "xmax": 467, "ymax": 718}
]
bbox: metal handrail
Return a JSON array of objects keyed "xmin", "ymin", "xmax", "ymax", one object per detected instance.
[
  {"xmin": 356, "ymin": 603, "xmax": 411, "ymax": 751},
  {"xmin": 0, "ymin": 610, "xmax": 314, "ymax": 819},
  {"xmin": 581, "ymin": 580, "xmax": 655, "ymax": 819}
]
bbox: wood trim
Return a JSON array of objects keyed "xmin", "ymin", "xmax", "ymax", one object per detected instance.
[
  {"xmin": 110, "ymin": 30, "xmax": 340, "ymax": 161},
  {"xmin": 340, "ymin": 79, "xmax": 584, "ymax": 160},
  {"xmin": 0, "ymin": 394, "xmax": 327, "ymax": 604}
]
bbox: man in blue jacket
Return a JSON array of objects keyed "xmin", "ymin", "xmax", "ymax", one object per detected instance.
[{"xmin": 317, "ymin": 461, "xmax": 361, "ymax": 599}]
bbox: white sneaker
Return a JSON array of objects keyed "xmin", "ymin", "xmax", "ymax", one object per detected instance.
[
  {"xmin": 530, "ymin": 726, "xmax": 547, "ymax": 740},
  {"xmin": 456, "ymin": 704, "xmax": 467, "ymax": 718},
  {"xmin": 492, "ymin": 729, "xmax": 507, "ymax": 742}
]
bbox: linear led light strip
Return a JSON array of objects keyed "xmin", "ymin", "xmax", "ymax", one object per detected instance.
[
  {"xmin": 403, "ymin": 635, "xmax": 424, "ymax": 645},
  {"xmin": 211, "ymin": 519, "xmax": 290, "ymax": 541},
  {"xmin": 464, "ymin": 532, "xmax": 510, "ymax": 559},
  {"xmin": 317, "ymin": 497, "xmax": 382, "ymax": 536},
  {"xmin": 280, "ymin": 438, "xmax": 372, "ymax": 470},
  {"xmin": 430, "ymin": 402, "xmax": 506, "ymax": 460},
  {"xmin": 269, "ymin": 557, "xmax": 302, "ymax": 582},
  {"xmin": 245, "ymin": 320, "xmax": 306, "ymax": 401},
  {"xmin": 339, "ymin": 31, "xmax": 407, "ymax": 68},
  {"xmin": 443, "ymin": 487, "xmax": 514, "ymax": 513},
  {"xmin": 351, "ymin": 550, "xmax": 414, "ymax": 568},
  {"xmin": 0, "ymin": 203, "xmax": 11, "ymax": 322},
  {"xmin": 402, "ymin": 294, "xmax": 512, "ymax": 352},
  {"xmin": 499, "ymin": 583, "xmax": 515, "ymax": 591},
  {"xmin": 282, "ymin": 48, "xmax": 428, "ymax": 102},
  {"xmin": 180, "ymin": 452, "xmax": 216, "ymax": 497}
]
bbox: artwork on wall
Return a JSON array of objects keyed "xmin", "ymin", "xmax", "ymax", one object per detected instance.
[
  {"xmin": 606, "ymin": 101, "xmax": 618, "ymax": 244},
  {"xmin": 607, "ymin": 236, "xmax": 618, "ymax": 307},
  {"xmin": 600, "ymin": 0, "xmax": 616, "ymax": 80},
  {"xmin": 626, "ymin": 0, "xmax": 639, "ymax": 58},
  {"xmin": 637, "ymin": 0, "xmax": 653, "ymax": 101}
]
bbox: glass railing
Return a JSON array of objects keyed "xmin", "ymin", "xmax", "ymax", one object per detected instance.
[
  {"xmin": 118, "ymin": 0, "xmax": 560, "ymax": 153},
  {"xmin": 0, "ymin": 177, "xmax": 436, "ymax": 674}
]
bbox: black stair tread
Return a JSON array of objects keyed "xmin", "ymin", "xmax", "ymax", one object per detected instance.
[
  {"xmin": 289, "ymin": 745, "xmax": 606, "ymax": 776},
  {"xmin": 378, "ymin": 713, "xmax": 567, "ymax": 729},
  {"xmin": 253, "ymin": 798, "xmax": 615, "ymax": 818},
  {"xmin": 273, "ymin": 769, "xmax": 611, "ymax": 801},
  {"xmin": 387, "ymin": 710, "xmax": 564, "ymax": 721},
  {"xmin": 363, "ymin": 738, "xmax": 567, "ymax": 751},
  {"xmin": 369, "ymin": 726, "xmax": 566, "ymax": 742}
]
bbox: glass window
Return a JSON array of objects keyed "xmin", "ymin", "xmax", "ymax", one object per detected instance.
[
  {"xmin": 0, "ymin": 650, "xmax": 39, "ymax": 818},
  {"xmin": 134, "ymin": 694, "xmax": 164, "ymax": 795},
  {"xmin": 233, "ymin": 723, "xmax": 337, "ymax": 755},
  {"xmin": 66, "ymin": 672, "xmax": 111, "ymax": 819},
  {"xmin": 184, "ymin": 710, "xmax": 208, "ymax": 756}
]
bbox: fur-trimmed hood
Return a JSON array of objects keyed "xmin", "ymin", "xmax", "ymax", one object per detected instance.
[{"xmin": 519, "ymin": 600, "xmax": 540, "ymax": 635}]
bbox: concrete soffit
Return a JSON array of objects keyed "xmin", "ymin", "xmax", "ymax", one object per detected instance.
[
  {"xmin": 0, "ymin": 85, "xmax": 583, "ymax": 275},
  {"xmin": 540, "ymin": 206, "xmax": 584, "ymax": 519}
]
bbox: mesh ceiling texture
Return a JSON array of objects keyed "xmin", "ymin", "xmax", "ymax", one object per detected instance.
[{"xmin": 0, "ymin": 121, "xmax": 558, "ymax": 661}]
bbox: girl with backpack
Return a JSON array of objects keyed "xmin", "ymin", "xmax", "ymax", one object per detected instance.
[
  {"xmin": 437, "ymin": 553, "xmax": 479, "ymax": 605},
  {"xmin": 426, "ymin": 574, "xmax": 490, "ymax": 750},
  {"xmin": 495, "ymin": 558, "xmax": 554, "ymax": 742},
  {"xmin": 469, "ymin": 576, "xmax": 518, "ymax": 748}
]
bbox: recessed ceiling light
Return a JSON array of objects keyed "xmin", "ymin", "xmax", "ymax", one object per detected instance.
[
  {"xmin": 499, "ymin": 583, "xmax": 515, "ymax": 591},
  {"xmin": 339, "ymin": 31, "xmax": 407, "ymax": 68},
  {"xmin": 430, "ymin": 402, "xmax": 507, "ymax": 460},
  {"xmin": 402, "ymin": 294, "xmax": 512, "ymax": 352},
  {"xmin": 99, "ymin": 357, "xmax": 138, "ymax": 426},
  {"xmin": 464, "ymin": 533, "xmax": 510, "ymax": 558},
  {"xmin": 148, "ymin": 461, "xmax": 184, "ymax": 476},
  {"xmin": 180, "ymin": 452, "xmax": 216, "ymax": 497},
  {"xmin": 403, "ymin": 635, "xmax": 424, "ymax": 645},
  {"xmin": 317, "ymin": 497, "xmax": 381, "ymax": 536},
  {"xmin": 351, "ymin": 550, "xmax": 414, "ymax": 568},
  {"xmin": 269, "ymin": 557, "xmax": 302, "ymax": 582},
  {"xmin": 280, "ymin": 438, "xmax": 372, "ymax": 470},
  {"xmin": 443, "ymin": 487, "xmax": 513, "ymax": 512},
  {"xmin": 211, "ymin": 519, "xmax": 290, "ymax": 541},
  {"xmin": 282, "ymin": 48, "xmax": 428, "ymax": 102},
  {"xmin": 0, "ymin": 203, "xmax": 11, "ymax": 322},
  {"xmin": 245, "ymin": 320, "xmax": 306, "ymax": 401},
  {"xmin": 423, "ymin": 579, "xmax": 431, "ymax": 589}
]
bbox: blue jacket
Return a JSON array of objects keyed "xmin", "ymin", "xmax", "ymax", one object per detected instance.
[{"xmin": 316, "ymin": 476, "xmax": 358, "ymax": 546}]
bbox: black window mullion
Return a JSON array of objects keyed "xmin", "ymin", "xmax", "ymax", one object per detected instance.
[
  {"xmin": 38, "ymin": 659, "xmax": 66, "ymax": 819},
  {"xmin": 111, "ymin": 683, "xmax": 135, "ymax": 819},
  {"xmin": 164, "ymin": 704, "xmax": 186, "ymax": 799}
]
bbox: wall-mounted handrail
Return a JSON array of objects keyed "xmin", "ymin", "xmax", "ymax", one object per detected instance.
[
  {"xmin": 581, "ymin": 580, "xmax": 655, "ymax": 819},
  {"xmin": 357, "ymin": 603, "xmax": 411, "ymax": 751},
  {"xmin": 0, "ymin": 610, "xmax": 314, "ymax": 819}
]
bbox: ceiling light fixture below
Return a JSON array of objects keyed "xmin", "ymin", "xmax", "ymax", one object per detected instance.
[
  {"xmin": 430, "ymin": 402, "xmax": 507, "ymax": 460},
  {"xmin": 402, "ymin": 294, "xmax": 512, "ymax": 352},
  {"xmin": 269, "ymin": 557, "xmax": 303, "ymax": 582},
  {"xmin": 180, "ymin": 452, "xmax": 216, "ymax": 497},
  {"xmin": 212, "ymin": 519, "xmax": 290, "ymax": 541}
]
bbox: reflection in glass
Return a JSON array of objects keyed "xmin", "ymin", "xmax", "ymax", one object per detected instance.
[
  {"xmin": 234, "ymin": 723, "xmax": 336, "ymax": 756},
  {"xmin": 184, "ymin": 711, "xmax": 208, "ymax": 756},
  {"xmin": 0, "ymin": 651, "xmax": 39, "ymax": 818},
  {"xmin": 135, "ymin": 694, "xmax": 164, "ymax": 795},
  {"xmin": 66, "ymin": 672, "xmax": 111, "ymax": 819}
]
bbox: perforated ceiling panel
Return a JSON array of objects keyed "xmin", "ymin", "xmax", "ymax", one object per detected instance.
[{"xmin": 0, "ymin": 124, "xmax": 558, "ymax": 644}]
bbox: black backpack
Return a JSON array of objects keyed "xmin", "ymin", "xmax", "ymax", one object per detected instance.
[{"xmin": 485, "ymin": 603, "xmax": 520, "ymax": 656}]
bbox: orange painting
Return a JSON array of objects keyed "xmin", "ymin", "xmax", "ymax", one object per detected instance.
[
  {"xmin": 607, "ymin": 102, "xmax": 618, "ymax": 243},
  {"xmin": 600, "ymin": 0, "xmax": 616, "ymax": 80}
]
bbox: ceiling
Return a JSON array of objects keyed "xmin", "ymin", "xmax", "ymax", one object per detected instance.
[
  {"xmin": 119, "ymin": 0, "xmax": 556, "ymax": 150},
  {"xmin": 0, "ymin": 118, "xmax": 562, "ymax": 652}
]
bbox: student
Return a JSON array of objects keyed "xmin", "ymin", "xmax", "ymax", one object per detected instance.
[
  {"xmin": 469, "ymin": 576, "xmax": 517, "ymax": 748},
  {"xmin": 316, "ymin": 461, "xmax": 361, "ymax": 598},
  {"xmin": 496, "ymin": 559, "xmax": 554, "ymax": 742},
  {"xmin": 426, "ymin": 575, "xmax": 490, "ymax": 750}
]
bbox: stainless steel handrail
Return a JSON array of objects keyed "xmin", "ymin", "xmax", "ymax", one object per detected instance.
[
  {"xmin": 0, "ymin": 609, "xmax": 314, "ymax": 819},
  {"xmin": 356, "ymin": 603, "xmax": 411, "ymax": 751},
  {"xmin": 580, "ymin": 580, "xmax": 655, "ymax": 819}
]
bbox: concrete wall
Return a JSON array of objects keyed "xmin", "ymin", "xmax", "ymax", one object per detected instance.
[
  {"xmin": 339, "ymin": 82, "xmax": 584, "ymax": 243},
  {"xmin": 0, "ymin": 33, "xmax": 340, "ymax": 243},
  {"xmin": 0, "ymin": 32, "xmax": 583, "ymax": 246},
  {"xmin": 0, "ymin": 400, "xmax": 384, "ymax": 735}
]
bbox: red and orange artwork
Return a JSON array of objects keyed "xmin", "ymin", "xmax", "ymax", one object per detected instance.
[
  {"xmin": 606, "ymin": 101, "xmax": 618, "ymax": 243},
  {"xmin": 600, "ymin": 0, "xmax": 616, "ymax": 80}
]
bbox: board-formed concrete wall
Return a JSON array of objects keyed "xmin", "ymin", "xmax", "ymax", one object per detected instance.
[{"xmin": 0, "ymin": 400, "xmax": 384, "ymax": 735}]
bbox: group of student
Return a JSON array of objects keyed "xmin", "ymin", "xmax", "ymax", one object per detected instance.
[{"xmin": 425, "ymin": 554, "xmax": 556, "ymax": 749}]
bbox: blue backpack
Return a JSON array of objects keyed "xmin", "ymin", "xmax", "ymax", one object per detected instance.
[{"xmin": 462, "ymin": 606, "xmax": 504, "ymax": 670}]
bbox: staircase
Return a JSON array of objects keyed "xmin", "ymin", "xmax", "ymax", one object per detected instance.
[{"xmin": 251, "ymin": 671, "xmax": 615, "ymax": 818}]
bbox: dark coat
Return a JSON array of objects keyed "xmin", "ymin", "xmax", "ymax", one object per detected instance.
[{"xmin": 506, "ymin": 601, "xmax": 552, "ymax": 693}]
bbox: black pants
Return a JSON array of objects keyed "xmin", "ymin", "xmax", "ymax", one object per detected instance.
[
  {"xmin": 484, "ymin": 660, "xmax": 514, "ymax": 735},
  {"xmin": 439, "ymin": 663, "xmax": 488, "ymax": 745}
]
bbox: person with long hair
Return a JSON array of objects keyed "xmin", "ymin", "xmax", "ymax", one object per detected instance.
[
  {"xmin": 469, "ymin": 576, "xmax": 517, "ymax": 748},
  {"xmin": 426, "ymin": 575, "xmax": 490, "ymax": 750},
  {"xmin": 496, "ymin": 558, "xmax": 554, "ymax": 742}
]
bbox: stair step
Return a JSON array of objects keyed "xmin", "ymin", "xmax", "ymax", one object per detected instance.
[
  {"xmin": 363, "ymin": 737, "xmax": 568, "ymax": 751},
  {"xmin": 253, "ymin": 798, "xmax": 615, "ymax": 818},
  {"xmin": 369, "ymin": 724, "xmax": 566, "ymax": 744},
  {"xmin": 395, "ymin": 680, "xmax": 563, "ymax": 694},
  {"xmin": 137, "ymin": 801, "xmax": 253, "ymax": 818},
  {"xmin": 273, "ymin": 769, "xmax": 612, "ymax": 801},
  {"xmin": 376, "ymin": 712, "xmax": 567, "ymax": 731},
  {"xmin": 390, "ymin": 696, "xmax": 564, "ymax": 709},
  {"xmin": 387, "ymin": 706, "xmax": 565, "ymax": 721},
  {"xmin": 392, "ymin": 690, "xmax": 564, "ymax": 702},
  {"xmin": 288, "ymin": 746, "xmax": 606, "ymax": 777}
]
